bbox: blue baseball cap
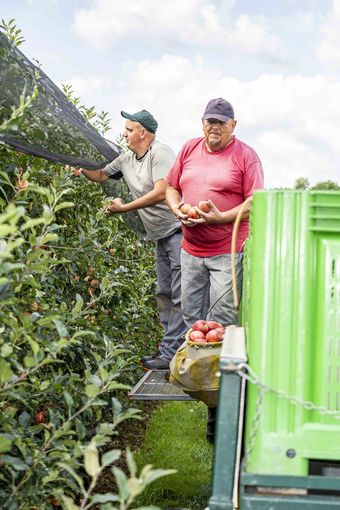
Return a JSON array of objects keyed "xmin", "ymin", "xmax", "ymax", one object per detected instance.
[{"xmin": 202, "ymin": 97, "xmax": 234, "ymax": 122}]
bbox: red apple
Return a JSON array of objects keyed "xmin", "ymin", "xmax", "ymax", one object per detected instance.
[
  {"xmin": 192, "ymin": 320, "xmax": 210, "ymax": 333},
  {"xmin": 189, "ymin": 331, "xmax": 206, "ymax": 343},
  {"xmin": 180, "ymin": 203, "xmax": 192, "ymax": 214},
  {"xmin": 34, "ymin": 411, "xmax": 46, "ymax": 424},
  {"xmin": 198, "ymin": 200, "xmax": 210, "ymax": 213},
  {"xmin": 207, "ymin": 321, "xmax": 223, "ymax": 330},
  {"xmin": 215, "ymin": 327, "xmax": 225, "ymax": 336},
  {"xmin": 187, "ymin": 207, "xmax": 200, "ymax": 219},
  {"xmin": 206, "ymin": 329, "xmax": 223, "ymax": 343}
]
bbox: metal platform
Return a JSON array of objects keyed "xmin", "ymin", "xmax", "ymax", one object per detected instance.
[{"xmin": 128, "ymin": 370, "xmax": 195, "ymax": 401}]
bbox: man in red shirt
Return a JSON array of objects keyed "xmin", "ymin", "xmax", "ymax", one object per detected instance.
[
  {"xmin": 166, "ymin": 97, "xmax": 264, "ymax": 442},
  {"xmin": 166, "ymin": 97, "xmax": 264, "ymax": 329}
]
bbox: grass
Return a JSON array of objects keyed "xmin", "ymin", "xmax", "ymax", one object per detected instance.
[{"xmin": 135, "ymin": 401, "xmax": 213, "ymax": 510}]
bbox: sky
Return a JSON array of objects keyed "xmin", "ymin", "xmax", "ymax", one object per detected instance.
[{"xmin": 2, "ymin": 0, "xmax": 340, "ymax": 188}]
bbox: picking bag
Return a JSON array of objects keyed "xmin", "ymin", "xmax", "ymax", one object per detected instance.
[{"xmin": 169, "ymin": 330, "xmax": 222, "ymax": 407}]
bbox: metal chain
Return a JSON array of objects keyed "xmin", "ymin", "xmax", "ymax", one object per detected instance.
[
  {"xmin": 241, "ymin": 368, "xmax": 265, "ymax": 467},
  {"xmin": 234, "ymin": 362, "xmax": 340, "ymax": 468},
  {"xmin": 237, "ymin": 362, "xmax": 340, "ymax": 419}
]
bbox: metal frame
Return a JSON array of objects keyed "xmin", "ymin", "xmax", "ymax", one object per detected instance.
[
  {"xmin": 208, "ymin": 326, "xmax": 340, "ymax": 509},
  {"xmin": 208, "ymin": 326, "xmax": 247, "ymax": 510},
  {"xmin": 128, "ymin": 369, "xmax": 195, "ymax": 401},
  {"xmin": 240, "ymin": 471, "xmax": 340, "ymax": 509}
]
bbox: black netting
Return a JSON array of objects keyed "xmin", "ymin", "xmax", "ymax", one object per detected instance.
[
  {"xmin": 0, "ymin": 31, "xmax": 147, "ymax": 237},
  {"xmin": 0, "ymin": 31, "xmax": 120, "ymax": 169},
  {"xmin": 101, "ymin": 178, "xmax": 147, "ymax": 238}
]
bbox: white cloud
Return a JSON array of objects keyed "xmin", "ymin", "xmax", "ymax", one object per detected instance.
[
  {"xmin": 62, "ymin": 75, "xmax": 111, "ymax": 102},
  {"xmin": 104, "ymin": 55, "xmax": 340, "ymax": 189},
  {"xmin": 317, "ymin": 0, "xmax": 340, "ymax": 76},
  {"xmin": 74, "ymin": 0, "xmax": 283, "ymax": 58}
]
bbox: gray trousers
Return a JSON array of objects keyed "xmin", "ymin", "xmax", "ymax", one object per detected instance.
[
  {"xmin": 155, "ymin": 231, "xmax": 187, "ymax": 362},
  {"xmin": 180, "ymin": 249, "xmax": 244, "ymax": 328}
]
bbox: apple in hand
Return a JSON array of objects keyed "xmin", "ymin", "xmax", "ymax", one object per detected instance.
[
  {"xmin": 188, "ymin": 207, "xmax": 200, "ymax": 219},
  {"xmin": 180, "ymin": 203, "xmax": 192, "ymax": 214},
  {"xmin": 192, "ymin": 320, "xmax": 210, "ymax": 333},
  {"xmin": 198, "ymin": 200, "xmax": 210, "ymax": 213}
]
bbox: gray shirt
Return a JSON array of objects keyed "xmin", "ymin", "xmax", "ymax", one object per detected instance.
[{"xmin": 104, "ymin": 140, "xmax": 181, "ymax": 241}]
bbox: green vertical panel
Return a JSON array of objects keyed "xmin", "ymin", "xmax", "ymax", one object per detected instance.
[
  {"xmin": 243, "ymin": 190, "xmax": 340, "ymax": 476},
  {"xmin": 310, "ymin": 191, "xmax": 340, "ymax": 426}
]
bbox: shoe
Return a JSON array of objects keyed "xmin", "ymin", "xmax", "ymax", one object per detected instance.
[
  {"xmin": 142, "ymin": 357, "xmax": 169, "ymax": 370},
  {"xmin": 140, "ymin": 352, "xmax": 160, "ymax": 363}
]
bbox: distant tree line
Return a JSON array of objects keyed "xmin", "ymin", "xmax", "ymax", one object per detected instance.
[{"xmin": 294, "ymin": 177, "xmax": 340, "ymax": 190}]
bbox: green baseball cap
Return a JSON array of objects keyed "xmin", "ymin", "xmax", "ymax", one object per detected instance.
[{"xmin": 121, "ymin": 109, "xmax": 158, "ymax": 133}]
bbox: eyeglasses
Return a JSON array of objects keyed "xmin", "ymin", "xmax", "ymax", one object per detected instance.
[{"xmin": 203, "ymin": 118, "xmax": 230, "ymax": 126}]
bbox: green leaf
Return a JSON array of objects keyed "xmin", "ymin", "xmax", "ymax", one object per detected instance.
[
  {"xmin": 0, "ymin": 434, "xmax": 13, "ymax": 452},
  {"xmin": 40, "ymin": 232, "xmax": 58, "ymax": 244},
  {"xmin": 102, "ymin": 449, "xmax": 121, "ymax": 468},
  {"xmin": 53, "ymin": 319, "xmax": 69, "ymax": 338},
  {"xmin": 0, "ymin": 358, "xmax": 13, "ymax": 383},
  {"xmin": 111, "ymin": 397, "xmax": 122, "ymax": 415},
  {"xmin": 0, "ymin": 225, "xmax": 17, "ymax": 236},
  {"xmin": 71, "ymin": 330, "xmax": 96, "ymax": 339},
  {"xmin": 126, "ymin": 476, "xmax": 144, "ymax": 498},
  {"xmin": 142, "ymin": 467, "xmax": 177, "ymax": 485},
  {"xmin": 1, "ymin": 343, "xmax": 13, "ymax": 357},
  {"xmin": 112, "ymin": 467, "xmax": 129, "ymax": 500},
  {"xmin": 85, "ymin": 384, "xmax": 100, "ymax": 398},
  {"xmin": 58, "ymin": 462, "xmax": 84, "ymax": 491},
  {"xmin": 27, "ymin": 336, "xmax": 40, "ymax": 356},
  {"xmin": 64, "ymin": 391, "xmax": 74, "ymax": 415},
  {"xmin": 126, "ymin": 447, "xmax": 137, "ymax": 478},
  {"xmin": 54, "ymin": 201, "xmax": 74, "ymax": 212},
  {"xmin": 0, "ymin": 455, "xmax": 28, "ymax": 471},
  {"xmin": 90, "ymin": 493, "xmax": 120, "ymax": 504},
  {"xmin": 84, "ymin": 440, "xmax": 101, "ymax": 477},
  {"xmin": 61, "ymin": 495, "xmax": 80, "ymax": 510},
  {"xmin": 23, "ymin": 355, "xmax": 36, "ymax": 368},
  {"xmin": 20, "ymin": 218, "xmax": 45, "ymax": 231},
  {"xmin": 71, "ymin": 294, "xmax": 84, "ymax": 315}
]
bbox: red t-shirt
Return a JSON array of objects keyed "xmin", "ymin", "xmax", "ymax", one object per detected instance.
[{"xmin": 166, "ymin": 136, "xmax": 264, "ymax": 257}]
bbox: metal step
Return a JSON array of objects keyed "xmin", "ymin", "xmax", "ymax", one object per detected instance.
[{"xmin": 128, "ymin": 370, "xmax": 195, "ymax": 401}]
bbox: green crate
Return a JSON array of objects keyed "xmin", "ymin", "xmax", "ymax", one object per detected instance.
[{"xmin": 243, "ymin": 190, "xmax": 340, "ymax": 476}]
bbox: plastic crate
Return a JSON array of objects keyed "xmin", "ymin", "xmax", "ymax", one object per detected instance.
[{"xmin": 243, "ymin": 190, "xmax": 340, "ymax": 476}]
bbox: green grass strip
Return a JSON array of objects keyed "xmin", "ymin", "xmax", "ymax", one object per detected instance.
[{"xmin": 135, "ymin": 401, "xmax": 213, "ymax": 509}]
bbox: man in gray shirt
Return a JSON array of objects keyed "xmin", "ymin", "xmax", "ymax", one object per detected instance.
[{"xmin": 75, "ymin": 109, "xmax": 186, "ymax": 369}]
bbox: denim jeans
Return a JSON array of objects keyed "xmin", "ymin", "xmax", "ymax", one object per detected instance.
[
  {"xmin": 155, "ymin": 232, "xmax": 187, "ymax": 362},
  {"xmin": 180, "ymin": 249, "xmax": 244, "ymax": 328}
]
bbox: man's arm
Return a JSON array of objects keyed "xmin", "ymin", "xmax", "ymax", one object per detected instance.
[
  {"xmin": 193, "ymin": 198, "xmax": 252, "ymax": 224},
  {"xmin": 74, "ymin": 168, "xmax": 109, "ymax": 182},
  {"xmin": 165, "ymin": 185, "xmax": 182, "ymax": 212},
  {"xmin": 106, "ymin": 179, "xmax": 167, "ymax": 214},
  {"xmin": 165, "ymin": 185, "xmax": 194, "ymax": 224}
]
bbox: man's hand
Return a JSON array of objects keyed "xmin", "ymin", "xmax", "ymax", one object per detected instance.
[
  {"xmin": 187, "ymin": 200, "xmax": 226, "ymax": 225},
  {"xmin": 105, "ymin": 197, "xmax": 125, "ymax": 214},
  {"xmin": 172, "ymin": 201, "xmax": 196, "ymax": 227},
  {"xmin": 71, "ymin": 167, "xmax": 83, "ymax": 176}
]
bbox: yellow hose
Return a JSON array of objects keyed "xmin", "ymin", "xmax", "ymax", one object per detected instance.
[{"xmin": 231, "ymin": 196, "xmax": 253, "ymax": 311}]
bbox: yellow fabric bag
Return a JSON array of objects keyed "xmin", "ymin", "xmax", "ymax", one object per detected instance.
[{"xmin": 169, "ymin": 330, "xmax": 222, "ymax": 407}]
